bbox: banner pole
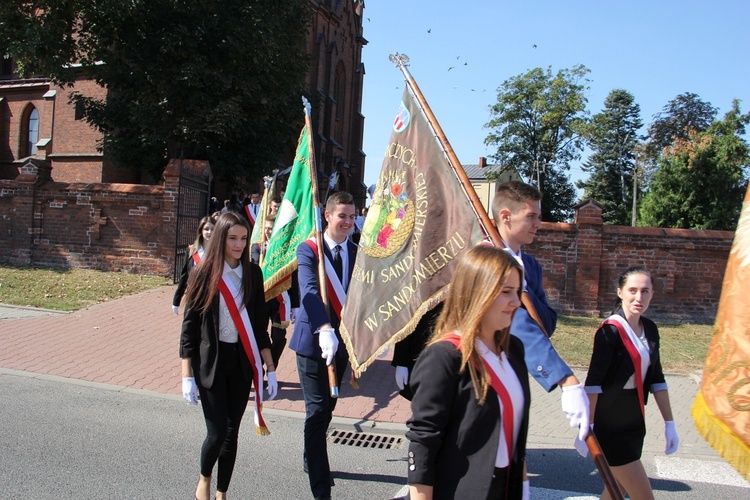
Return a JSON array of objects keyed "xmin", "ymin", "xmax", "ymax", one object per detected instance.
[
  {"xmin": 303, "ymin": 97, "xmax": 339, "ymax": 398},
  {"xmin": 389, "ymin": 53, "xmax": 501, "ymax": 247}
]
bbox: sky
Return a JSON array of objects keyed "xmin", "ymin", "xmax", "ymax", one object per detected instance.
[{"xmin": 358, "ymin": 1, "xmax": 750, "ymax": 195}]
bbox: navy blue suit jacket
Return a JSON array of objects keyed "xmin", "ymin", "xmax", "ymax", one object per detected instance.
[
  {"xmin": 511, "ymin": 252, "xmax": 572, "ymax": 392},
  {"xmin": 289, "ymin": 238, "xmax": 357, "ymax": 359}
]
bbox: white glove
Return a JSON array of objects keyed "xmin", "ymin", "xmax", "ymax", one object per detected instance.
[
  {"xmin": 172, "ymin": 305, "xmax": 179, "ymax": 315},
  {"xmin": 395, "ymin": 366, "xmax": 409, "ymax": 390},
  {"xmin": 574, "ymin": 424, "xmax": 593, "ymax": 458},
  {"xmin": 318, "ymin": 328, "xmax": 338, "ymax": 365},
  {"xmin": 266, "ymin": 371, "xmax": 278, "ymax": 401},
  {"xmin": 561, "ymin": 383, "xmax": 591, "ymax": 440},
  {"xmin": 665, "ymin": 420, "xmax": 680, "ymax": 455},
  {"xmin": 522, "ymin": 480, "xmax": 530, "ymax": 500},
  {"xmin": 182, "ymin": 377, "xmax": 199, "ymax": 405},
  {"xmin": 290, "ymin": 308, "xmax": 299, "ymax": 324}
]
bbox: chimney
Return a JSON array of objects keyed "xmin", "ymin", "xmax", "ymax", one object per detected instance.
[{"xmin": 479, "ymin": 156, "xmax": 487, "ymax": 169}]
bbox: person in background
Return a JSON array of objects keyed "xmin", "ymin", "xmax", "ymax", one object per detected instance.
[
  {"xmin": 579, "ymin": 267, "xmax": 679, "ymax": 500},
  {"xmin": 407, "ymin": 245, "xmax": 530, "ymax": 499},
  {"xmin": 179, "ymin": 212, "xmax": 277, "ymax": 500},
  {"xmin": 172, "ymin": 216, "xmax": 214, "ymax": 314},
  {"xmin": 492, "ymin": 181, "xmax": 590, "ymax": 439},
  {"xmin": 251, "ymin": 215, "xmax": 299, "ymax": 369},
  {"xmin": 392, "ymin": 302, "xmax": 444, "ymax": 400}
]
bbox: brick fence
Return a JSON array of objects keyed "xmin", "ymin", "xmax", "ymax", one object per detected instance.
[
  {"xmin": 0, "ymin": 170, "xmax": 732, "ymax": 322},
  {"xmin": 0, "ymin": 158, "xmax": 188, "ymax": 276},
  {"xmin": 527, "ymin": 200, "xmax": 732, "ymax": 324}
]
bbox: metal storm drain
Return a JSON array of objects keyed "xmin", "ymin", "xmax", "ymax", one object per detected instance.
[{"xmin": 328, "ymin": 429, "xmax": 403, "ymax": 449}]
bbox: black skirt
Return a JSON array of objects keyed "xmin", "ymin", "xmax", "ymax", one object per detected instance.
[{"xmin": 593, "ymin": 388, "xmax": 646, "ymax": 466}]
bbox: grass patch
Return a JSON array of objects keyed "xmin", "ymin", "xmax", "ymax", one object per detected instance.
[
  {"xmin": 0, "ymin": 265, "xmax": 172, "ymax": 312},
  {"xmin": 551, "ymin": 315, "xmax": 714, "ymax": 374}
]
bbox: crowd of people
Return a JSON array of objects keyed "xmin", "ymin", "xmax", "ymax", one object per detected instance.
[{"xmin": 173, "ymin": 181, "xmax": 680, "ymax": 499}]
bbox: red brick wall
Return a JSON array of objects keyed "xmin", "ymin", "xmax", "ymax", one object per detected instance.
[
  {"xmin": 0, "ymin": 159, "xmax": 180, "ymax": 276},
  {"xmin": 527, "ymin": 201, "xmax": 732, "ymax": 324}
]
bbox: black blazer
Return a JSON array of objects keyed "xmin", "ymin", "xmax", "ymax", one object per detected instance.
[
  {"xmin": 172, "ymin": 252, "xmax": 197, "ymax": 307},
  {"xmin": 406, "ymin": 336, "xmax": 530, "ymax": 499},
  {"xmin": 179, "ymin": 262, "xmax": 270, "ymax": 389},
  {"xmin": 585, "ymin": 310, "xmax": 667, "ymax": 409}
]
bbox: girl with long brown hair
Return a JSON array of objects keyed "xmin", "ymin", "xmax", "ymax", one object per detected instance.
[
  {"xmin": 179, "ymin": 212, "xmax": 276, "ymax": 500},
  {"xmin": 407, "ymin": 245, "xmax": 531, "ymax": 499},
  {"xmin": 173, "ymin": 215, "xmax": 214, "ymax": 314}
]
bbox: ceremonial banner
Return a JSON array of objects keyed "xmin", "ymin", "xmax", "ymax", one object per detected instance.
[
  {"xmin": 250, "ymin": 173, "xmax": 277, "ymax": 248},
  {"xmin": 340, "ymin": 89, "xmax": 485, "ymax": 375},
  {"xmin": 692, "ymin": 184, "xmax": 750, "ymax": 481},
  {"xmin": 261, "ymin": 126, "xmax": 315, "ymax": 300}
]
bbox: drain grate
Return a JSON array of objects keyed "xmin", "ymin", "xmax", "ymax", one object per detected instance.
[{"xmin": 328, "ymin": 429, "xmax": 403, "ymax": 449}]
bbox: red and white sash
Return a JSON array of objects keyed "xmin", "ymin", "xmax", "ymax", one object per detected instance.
[
  {"xmin": 191, "ymin": 249, "xmax": 202, "ymax": 265},
  {"xmin": 244, "ymin": 204, "xmax": 257, "ymax": 226},
  {"xmin": 218, "ymin": 274, "xmax": 270, "ymax": 435},
  {"xmin": 304, "ymin": 238, "xmax": 347, "ymax": 321},
  {"xmin": 276, "ymin": 291, "xmax": 291, "ymax": 323},
  {"xmin": 443, "ymin": 333, "xmax": 517, "ymax": 464},
  {"xmin": 601, "ymin": 315, "xmax": 650, "ymax": 416}
]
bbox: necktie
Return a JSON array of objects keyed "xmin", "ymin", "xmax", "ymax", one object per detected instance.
[{"xmin": 332, "ymin": 244, "xmax": 343, "ymax": 282}]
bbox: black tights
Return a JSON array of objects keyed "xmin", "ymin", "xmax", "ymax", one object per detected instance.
[{"xmin": 197, "ymin": 342, "xmax": 251, "ymax": 492}]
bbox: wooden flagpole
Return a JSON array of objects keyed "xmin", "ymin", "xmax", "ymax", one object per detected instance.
[
  {"xmin": 389, "ymin": 53, "xmax": 622, "ymax": 499},
  {"xmin": 302, "ymin": 97, "xmax": 339, "ymax": 398}
]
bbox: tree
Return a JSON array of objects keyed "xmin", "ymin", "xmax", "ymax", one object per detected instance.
[
  {"xmin": 646, "ymin": 92, "xmax": 718, "ymax": 161},
  {"xmin": 577, "ymin": 89, "xmax": 643, "ymax": 225},
  {"xmin": 0, "ymin": 0, "xmax": 311, "ymax": 180},
  {"xmin": 639, "ymin": 100, "xmax": 750, "ymax": 230},
  {"xmin": 484, "ymin": 65, "xmax": 590, "ymax": 221}
]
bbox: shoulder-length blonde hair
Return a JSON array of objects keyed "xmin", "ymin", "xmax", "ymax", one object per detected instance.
[
  {"xmin": 429, "ymin": 245, "xmax": 523, "ymax": 403},
  {"xmin": 184, "ymin": 212, "xmax": 253, "ymax": 315}
]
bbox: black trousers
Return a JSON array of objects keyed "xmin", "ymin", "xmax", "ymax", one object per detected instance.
[
  {"xmin": 266, "ymin": 299, "xmax": 287, "ymax": 368},
  {"xmin": 296, "ymin": 352, "xmax": 348, "ymax": 498},
  {"xmin": 196, "ymin": 341, "xmax": 251, "ymax": 492}
]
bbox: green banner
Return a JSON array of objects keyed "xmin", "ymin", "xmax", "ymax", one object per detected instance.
[
  {"xmin": 261, "ymin": 126, "xmax": 315, "ymax": 300},
  {"xmin": 340, "ymin": 89, "xmax": 485, "ymax": 375}
]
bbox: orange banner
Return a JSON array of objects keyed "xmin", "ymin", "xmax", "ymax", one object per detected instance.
[{"xmin": 692, "ymin": 185, "xmax": 750, "ymax": 481}]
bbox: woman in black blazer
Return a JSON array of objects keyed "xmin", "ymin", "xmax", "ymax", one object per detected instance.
[
  {"xmin": 582, "ymin": 267, "xmax": 679, "ymax": 500},
  {"xmin": 172, "ymin": 215, "xmax": 214, "ymax": 314},
  {"xmin": 179, "ymin": 212, "xmax": 276, "ymax": 500},
  {"xmin": 407, "ymin": 245, "xmax": 531, "ymax": 500}
]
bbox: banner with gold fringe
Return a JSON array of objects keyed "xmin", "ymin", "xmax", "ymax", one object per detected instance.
[
  {"xmin": 692, "ymin": 184, "xmax": 750, "ymax": 481},
  {"xmin": 339, "ymin": 88, "xmax": 485, "ymax": 376}
]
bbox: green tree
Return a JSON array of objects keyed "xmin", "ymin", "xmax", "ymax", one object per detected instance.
[
  {"xmin": 0, "ymin": 0, "xmax": 311, "ymax": 180},
  {"xmin": 646, "ymin": 92, "xmax": 718, "ymax": 162},
  {"xmin": 577, "ymin": 89, "xmax": 643, "ymax": 225},
  {"xmin": 640, "ymin": 101, "xmax": 750, "ymax": 230},
  {"xmin": 484, "ymin": 65, "xmax": 590, "ymax": 221}
]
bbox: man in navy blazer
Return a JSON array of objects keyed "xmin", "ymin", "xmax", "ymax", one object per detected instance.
[
  {"xmin": 492, "ymin": 181, "xmax": 590, "ymax": 441},
  {"xmin": 289, "ymin": 191, "xmax": 356, "ymax": 500}
]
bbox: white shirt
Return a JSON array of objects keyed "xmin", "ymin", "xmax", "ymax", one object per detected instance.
[
  {"xmin": 218, "ymin": 261, "xmax": 242, "ymax": 343},
  {"xmin": 323, "ymin": 233, "xmax": 349, "ymax": 289},
  {"xmin": 501, "ymin": 239, "xmax": 528, "ymax": 291},
  {"xmin": 476, "ymin": 339, "xmax": 525, "ymax": 468}
]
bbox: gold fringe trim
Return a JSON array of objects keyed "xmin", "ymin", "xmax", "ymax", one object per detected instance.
[
  {"xmin": 256, "ymin": 425, "xmax": 271, "ymax": 437},
  {"xmin": 692, "ymin": 391, "xmax": 750, "ymax": 481},
  {"xmin": 350, "ymin": 371, "xmax": 359, "ymax": 390},
  {"xmin": 340, "ymin": 286, "xmax": 448, "ymax": 377},
  {"xmin": 262, "ymin": 230, "xmax": 314, "ymax": 302}
]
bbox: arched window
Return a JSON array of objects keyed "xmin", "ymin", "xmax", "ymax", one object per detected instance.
[{"xmin": 24, "ymin": 106, "xmax": 39, "ymax": 156}]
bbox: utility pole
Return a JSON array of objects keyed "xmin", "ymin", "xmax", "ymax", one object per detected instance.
[{"xmin": 631, "ymin": 159, "xmax": 638, "ymax": 226}]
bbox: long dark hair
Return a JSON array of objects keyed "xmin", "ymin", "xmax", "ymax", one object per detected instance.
[
  {"xmin": 190, "ymin": 216, "xmax": 214, "ymax": 255},
  {"xmin": 184, "ymin": 212, "xmax": 254, "ymax": 315},
  {"xmin": 611, "ymin": 266, "xmax": 653, "ymax": 315}
]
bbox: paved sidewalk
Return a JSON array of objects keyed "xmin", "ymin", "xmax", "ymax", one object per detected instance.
[{"xmin": 0, "ymin": 286, "xmax": 720, "ymax": 460}]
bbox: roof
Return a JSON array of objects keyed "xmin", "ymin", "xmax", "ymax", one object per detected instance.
[{"xmin": 461, "ymin": 162, "xmax": 521, "ymax": 182}]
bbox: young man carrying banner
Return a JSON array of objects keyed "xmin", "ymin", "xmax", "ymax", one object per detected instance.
[
  {"xmin": 289, "ymin": 191, "xmax": 357, "ymax": 500},
  {"xmin": 492, "ymin": 181, "xmax": 590, "ymax": 440}
]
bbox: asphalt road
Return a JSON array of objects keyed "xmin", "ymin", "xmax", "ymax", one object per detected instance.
[{"xmin": 2, "ymin": 371, "xmax": 748, "ymax": 499}]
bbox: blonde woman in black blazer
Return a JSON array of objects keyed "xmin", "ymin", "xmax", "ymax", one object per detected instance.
[
  {"xmin": 179, "ymin": 212, "xmax": 275, "ymax": 500},
  {"xmin": 407, "ymin": 246, "xmax": 531, "ymax": 500}
]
